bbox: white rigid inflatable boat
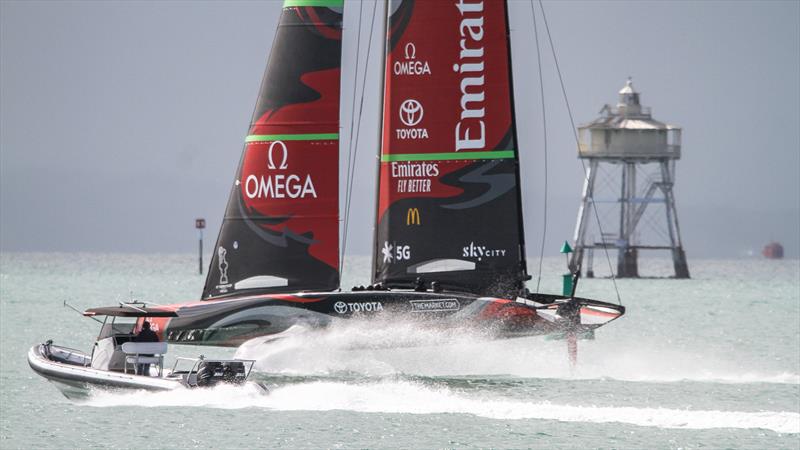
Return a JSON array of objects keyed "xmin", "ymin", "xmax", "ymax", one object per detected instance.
[{"xmin": 28, "ymin": 303, "xmax": 264, "ymax": 399}]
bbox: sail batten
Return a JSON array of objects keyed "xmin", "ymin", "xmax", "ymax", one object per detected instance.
[
  {"xmin": 202, "ymin": 4, "xmax": 343, "ymax": 300},
  {"xmin": 373, "ymin": 0, "xmax": 528, "ymax": 297},
  {"xmin": 381, "ymin": 151, "xmax": 516, "ymax": 162},
  {"xmin": 246, "ymin": 133, "xmax": 340, "ymax": 142}
]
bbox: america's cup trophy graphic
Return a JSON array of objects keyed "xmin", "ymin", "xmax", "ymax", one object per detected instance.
[{"xmin": 218, "ymin": 246, "xmax": 229, "ymax": 285}]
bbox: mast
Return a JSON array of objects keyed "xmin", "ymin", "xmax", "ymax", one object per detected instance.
[
  {"xmin": 203, "ymin": 1, "xmax": 344, "ymax": 299},
  {"xmin": 372, "ymin": 0, "xmax": 529, "ymax": 297},
  {"xmin": 370, "ymin": 0, "xmax": 391, "ymax": 286},
  {"xmin": 503, "ymin": 0, "xmax": 530, "ymax": 283}
]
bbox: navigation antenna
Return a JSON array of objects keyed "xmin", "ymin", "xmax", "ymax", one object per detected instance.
[{"xmin": 63, "ymin": 300, "xmax": 103, "ymax": 324}]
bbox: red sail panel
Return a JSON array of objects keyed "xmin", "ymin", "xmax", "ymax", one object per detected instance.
[
  {"xmin": 203, "ymin": 4, "xmax": 343, "ymax": 299},
  {"xmin": 374, "ymin": 0, "xmax": 528, "ymax": 297},
  {"xmin": 380, "ymin": 0, "xmax": 514, "ymax": 165}
]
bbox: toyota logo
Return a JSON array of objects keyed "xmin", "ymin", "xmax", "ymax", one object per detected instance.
[
  {"xmin": 334, "ymin": 301, "xmax": 347, "ymax": 314},
  {"xmin": 399, "ymin": 99, "xmax": 423, "ymax": 127}
]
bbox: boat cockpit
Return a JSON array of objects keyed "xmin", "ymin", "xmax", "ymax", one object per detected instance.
[{"xmin": 84, "ymin": 303, "xmax": 176, "ymax": 374}]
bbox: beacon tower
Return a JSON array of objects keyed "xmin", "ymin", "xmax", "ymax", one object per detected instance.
[{"xmin": 571, "ymin": 79, "xmax": 689, "ymax": 278}]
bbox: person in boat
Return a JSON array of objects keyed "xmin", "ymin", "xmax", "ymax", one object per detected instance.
[{"xmin": 133, "ymin": 321, "xmax": 159, "ymax": 375}]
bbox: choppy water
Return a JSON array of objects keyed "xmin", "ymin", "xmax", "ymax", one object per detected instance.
[{"xmin": 1, "ymin": 253, "xmax": 798, "ymax": 448}]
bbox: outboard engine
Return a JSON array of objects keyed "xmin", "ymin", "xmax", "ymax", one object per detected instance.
[{"xmin": 195, "ymin": 361, "xmax": 248, "ymax": 388}]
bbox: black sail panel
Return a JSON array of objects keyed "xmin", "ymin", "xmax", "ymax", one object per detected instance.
[
  {"xmin": 203, "ymin": 2, "xmax": 343, "ymax": 299},
  {"xmin": 373, "ymin": 0, "xmax": 528, "ymax": 297}
]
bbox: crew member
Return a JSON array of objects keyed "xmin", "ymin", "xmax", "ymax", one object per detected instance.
[{"xmin": 133, "ymin": 321, "xmax": 159, "ymax": 375}]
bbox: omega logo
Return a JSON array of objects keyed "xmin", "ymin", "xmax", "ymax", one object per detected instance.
[
  {"xmin": 404, "ymin": 42, "xmax": 416, "ymax": 60},
  {"xmin": 267, "ymin": 141, "xmax": 288, "ymax": 170},
  {"xmin": 243, "ymin": 140, "xmax": 317, "ymax": 199},
  {"xmin": 394, "ymin": 42, "xmax": 431, "ymax": 76}
]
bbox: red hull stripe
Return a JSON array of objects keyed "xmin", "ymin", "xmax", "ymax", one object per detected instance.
[
  {"xmin": 166, "ymin": 293, "xmax": 329, "ymax": 311},
  {"xmin": 261, "ymin": 294, "xmax": 327, "ymax": 303},
  {"xmin": 580, "ymin": 307, "xmax": 620, "ymax": 318}
]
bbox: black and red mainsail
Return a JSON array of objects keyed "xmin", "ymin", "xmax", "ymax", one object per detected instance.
[
  {"xmin": 373, "ymin": 0, "xmax": 529, "ymax": 297},
  {"xmin": 203, "ymin": 1, "xmax": 343, "ymax": 299}
]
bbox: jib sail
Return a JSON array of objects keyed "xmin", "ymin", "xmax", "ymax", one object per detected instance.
[
  {"xmin": 203, "ymin": 1, "xmax": 343, "ymax": 299},
  {"xmin": 373, "ymin": 0, "xmax": 529, "ymax": 297}
]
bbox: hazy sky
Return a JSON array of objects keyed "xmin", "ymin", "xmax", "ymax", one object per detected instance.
[{"xmin": 1, "ymin": 0, "xmax": 798, "ymax": 258}]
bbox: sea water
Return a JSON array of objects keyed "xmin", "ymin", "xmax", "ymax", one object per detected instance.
[{"xmin": 1, "ymin": 253, "xmax": 798, "ymax": 448}]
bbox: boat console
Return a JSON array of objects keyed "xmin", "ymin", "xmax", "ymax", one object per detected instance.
[{"xmin": 90, "ymin": 316, "xmax": 142, "ymax": 372}]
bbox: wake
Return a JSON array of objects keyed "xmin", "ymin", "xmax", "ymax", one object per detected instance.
[
  {"xmin": 232, "ymin": 323, "xmax": 800, "ymax": 385},
  {"xmin": 84, "ymin": 380, "xmax": 800, "ymax": 434},
  {"xmin": 81, "ymin": 321, "xmax": 799, "ymax": 433}
]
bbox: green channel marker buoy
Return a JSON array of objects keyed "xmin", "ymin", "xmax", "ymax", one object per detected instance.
[{"xmin": 560, "ymin": 241, "xmax": 573, "ymax": 296}]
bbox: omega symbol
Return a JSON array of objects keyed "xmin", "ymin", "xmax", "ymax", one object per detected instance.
[
  {"xmin": 267, "ymin": 140, "xmax": 288, "ymax": 170},
  {"xmin": 404, "ymin": 42, "xmax": 416, "ymax": 60},
  {"xmin": 399, "ymin": 99, "xmax": 424, "ymax": 127}
]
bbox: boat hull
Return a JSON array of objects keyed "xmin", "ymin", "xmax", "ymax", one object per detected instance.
[
  {"xmin": 27, "ymin": 344, "xmax": 180, "ymax": 399},
  {"xmin": 156, "ymin": 290, "xmax": 624, "ymax": 347}
]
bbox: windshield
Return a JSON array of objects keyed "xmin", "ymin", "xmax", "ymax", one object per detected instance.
[{"xmin": 97, "ymin": 317, "xmax": 138, "ymax": 340}]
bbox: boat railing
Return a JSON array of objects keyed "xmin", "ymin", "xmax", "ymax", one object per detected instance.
[
  {"xmin": 170, "ymin": 356, "xmax": 202, "ymax": 375},
  {"xmin": 44, "ymin": 341, "xmax": 91, "ymax": 367},
  {"xmin": 170, "ymin": 355, "xmax": 256, "ymax": 383},
  {"xmin": 169, "ymin": 356, "xmax": 256, "ymax": 380}
]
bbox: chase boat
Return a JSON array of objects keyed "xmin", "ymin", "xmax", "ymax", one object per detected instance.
[{"xmin": 28, "ymin": 303, "xmax": 262, "ymax": 399}]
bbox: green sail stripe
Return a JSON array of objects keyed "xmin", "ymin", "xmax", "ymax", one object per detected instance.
[
  {"xmin": 381, "ymin": 151, "xmax": 516, "ymax": 162},
  {"xmin": 245, "ymin": 133, "xmax": 339, "ymax": 142},
  {"xmin": 283, "ymin": 0, "xmax": 343, "ymax": 7}
]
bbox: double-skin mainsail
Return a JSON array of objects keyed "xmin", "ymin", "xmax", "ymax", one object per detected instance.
[
  {"xmin": 203, "ymin": 2, "xmax": 343, "ymax": 299},
  {"xmin": 373, "ymin": 0, "xmax": 529, "ymax": 297}
]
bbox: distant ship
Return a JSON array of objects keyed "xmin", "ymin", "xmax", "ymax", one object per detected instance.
[{"xmin": 762, "ymin": 242, "xmax": 784, "ymax": 259}]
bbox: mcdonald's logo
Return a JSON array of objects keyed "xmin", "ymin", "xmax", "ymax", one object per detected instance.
[{"xmin": 406, "ymin": 208, "xmax": 421, "ymax": 226}]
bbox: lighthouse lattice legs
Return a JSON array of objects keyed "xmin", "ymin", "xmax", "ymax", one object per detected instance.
[{"xmin": 571, "ymin": 159, "xmax": 689, "ymax": 278}]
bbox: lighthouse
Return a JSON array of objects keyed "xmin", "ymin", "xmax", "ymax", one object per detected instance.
[{"xmin": 570, "ymin": 78, "xmax": 690, "ymax": 278}]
